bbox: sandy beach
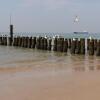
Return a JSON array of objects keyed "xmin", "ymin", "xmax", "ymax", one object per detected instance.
[
  {"xmin": 0, "ymin": 61, "xmax": 100, "ymax": 100},
  {"xmin": 0, "ymin": 46, "xmax": 100, "ymax": 100},
  {"xmin": 0, "ymin": 0, "xmax": 99, "ymax": 99}
]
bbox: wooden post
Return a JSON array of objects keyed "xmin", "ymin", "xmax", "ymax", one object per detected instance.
[
  {"xmin": 9, "ymin": 25, "xmax": 13, "ymax": 45},
  {"xmin": 47, "ymin": 38, "xmax": 52, "ymax": 51},
  {"xmin": 89, "ymin": 39, "xmax": 94, "ymax": 55},
  {"xmin": 32, "ymin": 37, "xmax": 36, "ymax": 49},
  {"xmin": 8, "ymin": 37, "xmax": 12, "ymax": 46},
  {"xmin": 63, "ymin": 38, "xmax": 68, "ymax": 52},
  {"xmin": 40, "ymin": 37, "xmax": 44, "ymax": 50},
  {"xmin": 25, "ymin": 37, "xmax": 28, "ymax": 48},
  {"xmin": 96, "ymin": 40, "xmax": 100, "ymax": 56},
  {"xmin": 17, "ymin": 36, "xmax": 20, "ymax": 47},
  {"xmin": 80, "ymin": 38, "xmax": 85, "ymax": 54},
  {"xmin": 53, "ymin": 38, "xmax": 57, "ymax": 51},
  {"xmin": 22, "ymin": 37, "xmax": 25, "ymax": 47},
  {"xmin": 70, "ymin": 38, "xmax": 76, "ymax": 54},
  {"xmin": 68, "ymin": 39, "xmax": 71, "ymax": 49},
  {"xmin": 36, "ymin": 37, "xmax": 41, "ymax": 49},
  {"xmin": 28, "ymin": 37, "xmax": 32, "ymax": 48},
  {"xmin": 0, "ymin": 35, "xmax": 2, "ymax": 45},
  {"xmin": 57, "ymin": 38, "xmax": 64, "ymax": 52},
  {"xmin": 75, "ymin": 39, "xmax": 81, "ymax": 54},
  {"xmin": 87, "ymin": 39, "xmax": 90, "ymax": 50},
  {"xmin": 44, "ymin": 38, "xmax": 47, "ymax": 50},
  {"xmin": 19, "ymin": 37, "xmax": 22, "ymax": 47},
  {"xmin": 94, "ymin": 39, "xmax": 97, "ymax": 50},
  {"xmin": 4, "ymin": 35, "xmax": 7, "ymax": 46}
]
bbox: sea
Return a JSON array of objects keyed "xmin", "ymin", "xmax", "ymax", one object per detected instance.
[
  {"xmin": 0, "ymin": 32, "xmax": 100, "ymax": 72},
  {"xmin": 1, "ymin": 32, "xmax": 100, "ymax": 39}
]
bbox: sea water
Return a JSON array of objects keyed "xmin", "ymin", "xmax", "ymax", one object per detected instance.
[
  {"xmin": 0, "ymin": 45, "xmax": 99, "ymax": 72},
  {"xmin": 1, "ymin": 32, "xmax": 100, "ymax": 39}
]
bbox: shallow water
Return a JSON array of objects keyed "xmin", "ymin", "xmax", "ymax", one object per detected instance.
[
  {"xmin": 0, "ymin": 46, "xmax": 100, "ymax": 100},
  {"xmin": 0, "ymin": 46, "xmax": 100, "ymax": 73}
]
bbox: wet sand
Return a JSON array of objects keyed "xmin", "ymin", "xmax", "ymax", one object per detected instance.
[
  {"xmin": 0, "ymin": 62, "xmax": 100, "ymax": 100},
  {"xmin": 0, "ymin": 46, "xmax": 100, "ymax": 100}
]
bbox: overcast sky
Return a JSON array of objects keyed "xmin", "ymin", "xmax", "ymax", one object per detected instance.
[{"xmin": 0, "ymin": 0, "xmax": 100, "ymax": 33}]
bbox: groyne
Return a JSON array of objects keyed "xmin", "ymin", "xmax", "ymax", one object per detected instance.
[{"xmin": 0, "ymin": 35, "xmax": 100, "ymax": 56}]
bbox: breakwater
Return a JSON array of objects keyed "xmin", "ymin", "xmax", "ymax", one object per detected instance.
[{"xmin": 0, "ymin": 35, "xmax": 100, "ymax": 56}]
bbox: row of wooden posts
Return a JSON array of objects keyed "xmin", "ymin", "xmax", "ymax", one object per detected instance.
[{"xmin": 0, "ymin": 36, "xmax": 100, "ymax": 56}]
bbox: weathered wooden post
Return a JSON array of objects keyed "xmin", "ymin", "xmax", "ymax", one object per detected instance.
[
  {"xmin": 47, "ymin": 38, "xmax": 52, "ymax": 51},
  {"xmin": 19, "ymin": 37, "xmax": 22, "ymax": 47},
  {"xmin": 15, "ymin": 36, "xmax": 18, "ymax": 46},
  {"xmin": 16, "ymin": 36, "xmax": 19, "ymax": 46},
  {"xmin": 57, "ymin": 38, "xmax": 60, "ymax": 52},
  {"xmin": 57, "ymin": 38, "xmax": 64, "ymax": 52},
  {"xmin": 75, "ymin": 39, "xmax": 81, "ymax": 54},
  {"xmin": 23, "ymin": 36, "xmax": 26, "ymax": 48},
  {"xmin": 1, "ymin": 35, "xmax": 3, "ymax": 45},
  {"xmin": 36, "ymin": 37, "xmax": 41, "ymax": 49},
  {"xmin": 63, "ymin": 38, "xmax": 68, "ymax": 52},
  {"xmin": 18, "ymin": 36, "xmax": 20, "ymax": 47},
  {"xmin": 53, "ymin": 37, "xmax": 57, "ymax": 51},
  {"xmin": 8, "ymin": 37, "xmax": 11, "ymax": 46},
  {"xmin": 87, "ymin": 39, "xmax": 90, "ymax": 50},
  {"xmin": 61, "ymin": 38, "xmax": 64, "ymax": 52},
  {"xmin": 94, "ymin": 39, "xmax": 97, "ymax": 50},
  {"xmin": 4, "ymin": 35, "xmax": 7, "ymax": 46},
  {"xmin": 89, "ymin": 39, "xmax": 94, "ymax": 55},
  {"xmin": 56, "ymin": 38, "xmax": 60, "ymax": 52},
  {"xmin": 80, "ymin": 38, "xmax": 85, "ymax": 54},
  {"xmin": 2, "ymin": 35, "xmax": 4, "ymax": 45},
  {"xmin": 13, "ymin": 36, "xmax": 15, "ymax": 46},
  {"xmin": 40, "ymin": 37, "xmax": 44, "ymax": 50},
  {"xmin": 44, "ymin": 38, "xmax": 47, "ymax": 50},
  {"xmin": 3, "ymin": 36, "xmax": 5, "ymax": 45},
  {"xmin": 96, "ymin": 40, "xmax": 100, "ymax": 56},
  {"xmin": 9, "ymin": 24, "xmax": 13, "ymax": 46},
  {"xmin": 28, "ymin": 37, "xmax": 32, "ymax": 48},
  {"xmin": 70, "ymin": 38, "xmax": 76, "ymax": 54},
  {"xmin": 32, "ymin": 37, "xmax": 36, "ymax": 48},
  {"xmin": 0, "ymin": 35, "xmax": 2, "ymax": 45},
  {"xmin": 21, "ymin": 37, "xmax": 25, "ymax": 47},
  {"xmin": 68, "ymin": 39, "xmax": 71, "ymax": 49},
  {"xmin": 25, "ymin": 37, "xmax": 28, "ymax": 48}
]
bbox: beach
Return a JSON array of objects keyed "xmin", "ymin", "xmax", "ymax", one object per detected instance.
[
  {"xmin": 1, "ymin": 65, "xmax": 100, "ymax": 100},
  {"xmin": 0, "ymin": 0, "xmax": 100, "ymax": 99},
  {"xmin": 0, "ymin": 46, "xmax": 100, "ymax": 100}
]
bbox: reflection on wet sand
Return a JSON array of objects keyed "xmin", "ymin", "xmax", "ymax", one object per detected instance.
[
  {"xmin": 0, "ymin": 51, "xmax": 100, "ymax": 73},
  {"xmin": 72, "ymin": 55, "xmax": 100, "ymax": 72},
  {"xmin": 0, "ymin": 47, "xmax": 100, "ymax": 100}
]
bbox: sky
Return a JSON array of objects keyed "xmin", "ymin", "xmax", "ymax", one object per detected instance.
[{"xmin": 0, "ymin": 0, "xmax": 100, "ymax": 33}]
